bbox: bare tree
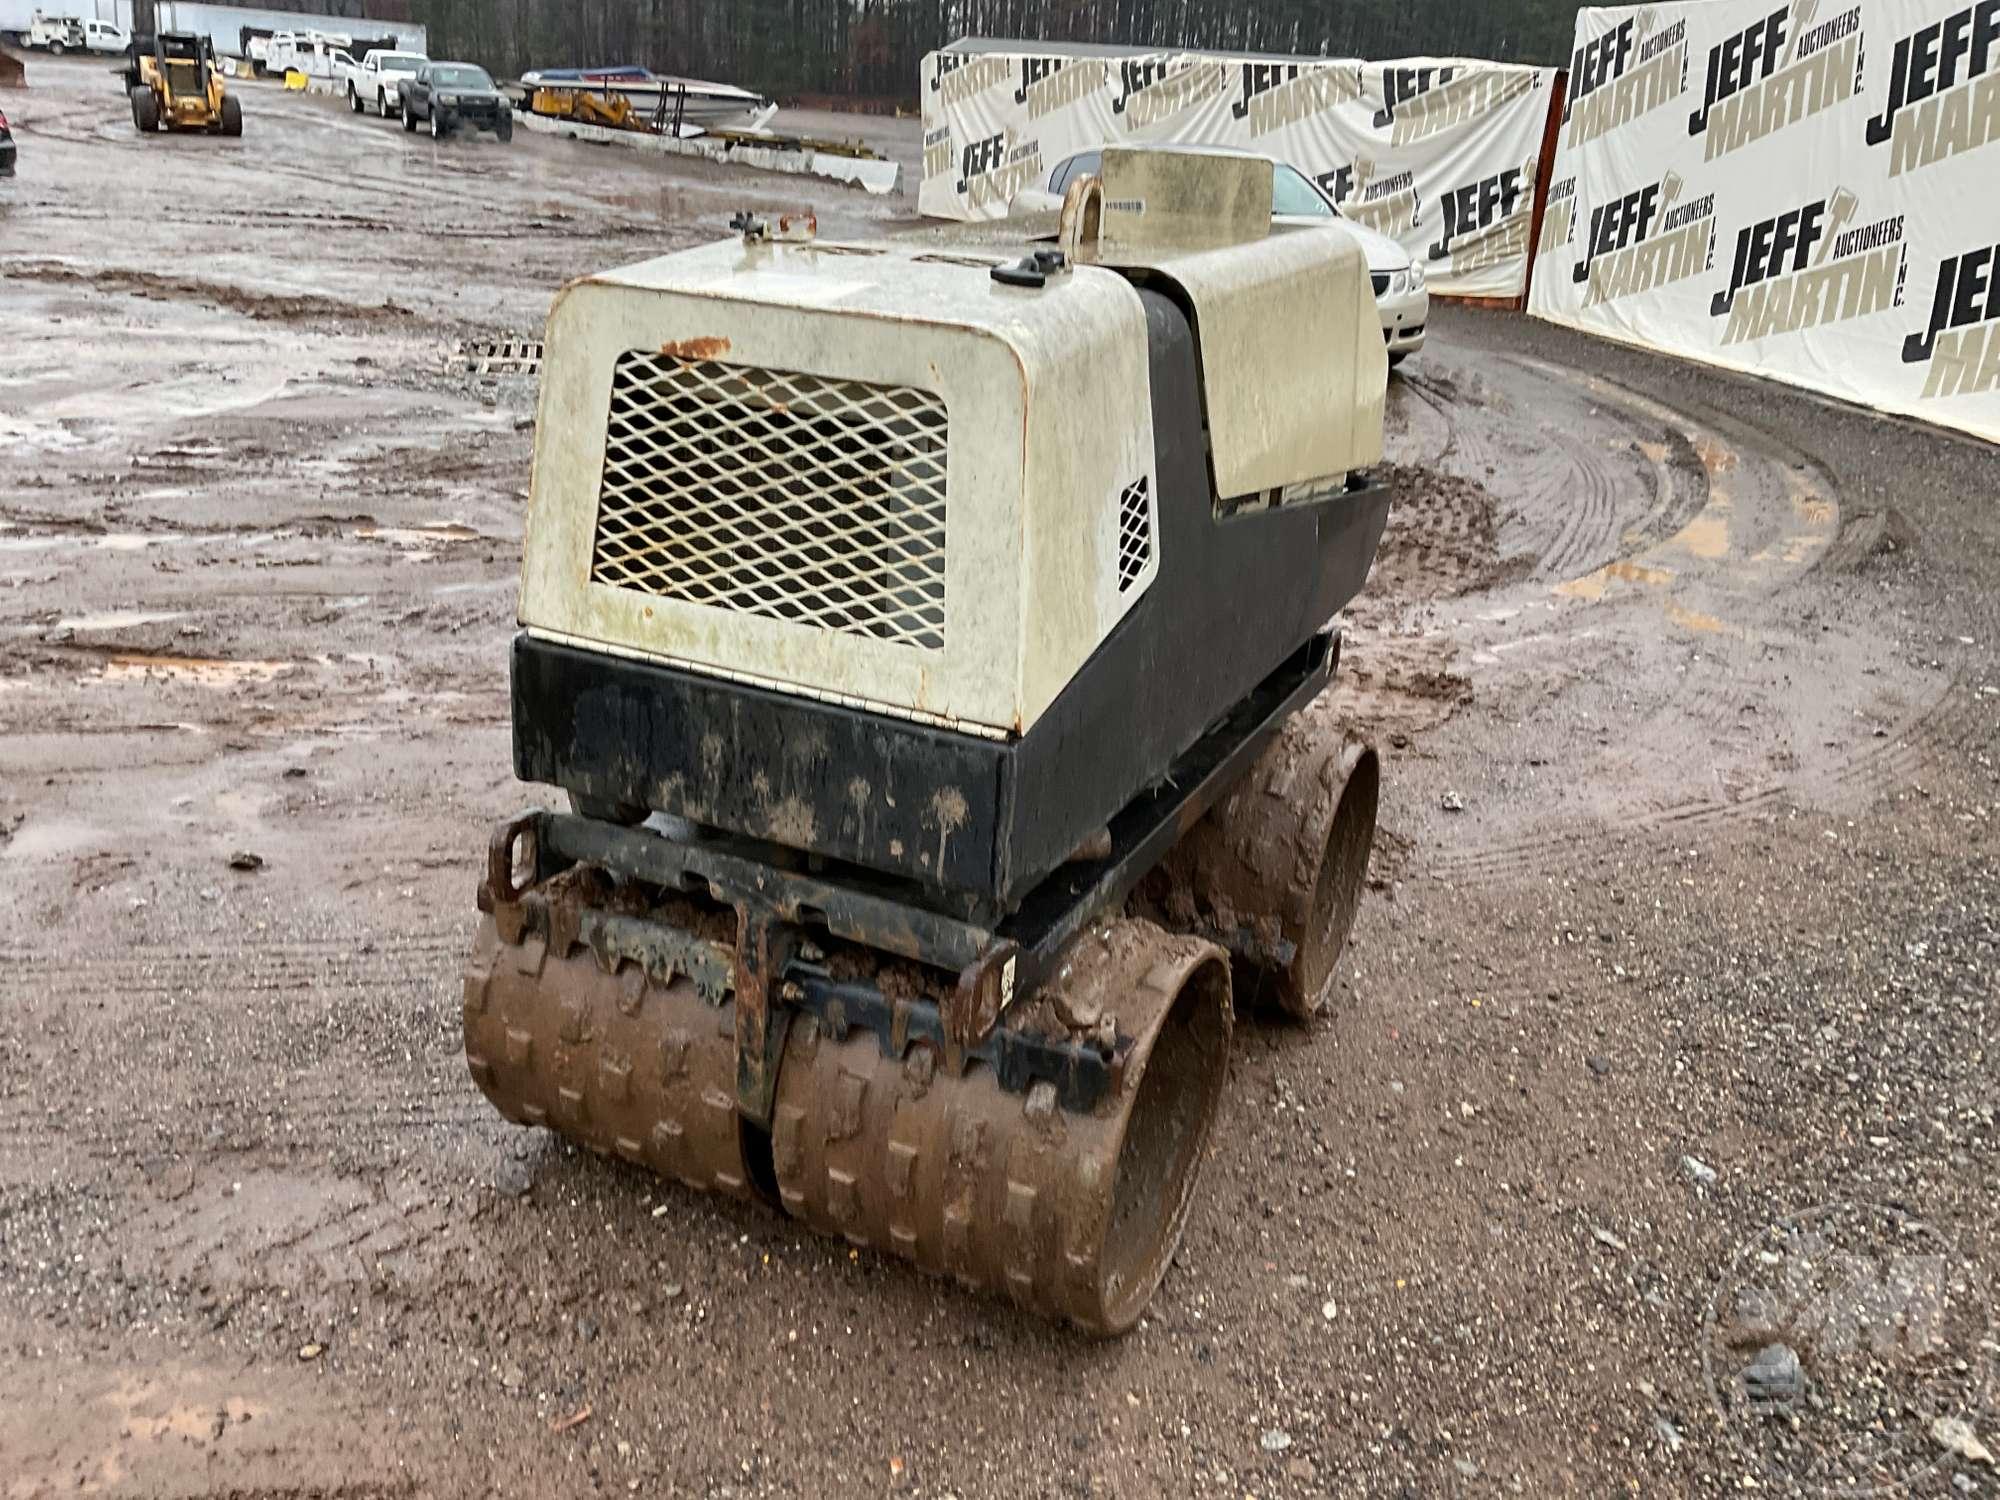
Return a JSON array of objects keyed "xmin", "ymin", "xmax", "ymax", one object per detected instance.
[{"xmin": 410, "ymin": 0, "xmax": 1579, "ymax": 99}]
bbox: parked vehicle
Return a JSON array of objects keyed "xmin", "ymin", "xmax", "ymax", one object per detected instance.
[
  {"xmin": 261, "ymin": 29, "xmax": 349, "ymax": 78},
  {"xmin": 81, "ymin": 18, "xmax": 127, "ymax": 52},
  {"xmin": 1016, "ymin": 144, "xmax": 1429, "ymax": 365},
  {"xmin": 15, "ymin": 16, "xmax": 130, "ymax": 53},
  {"xmin": 18, "ymin": 12, "xmax": 83, "ymax": 53},
  {"xmin": 401, "ymin": 61, "xmax": 511, "ymax": 142},
  {"xmin": 281, "ymin": 39, "xmax": 353, "ymax": 83},
  {"xmin": 345, "ymin": 49, "xmax": 427, "ymax": 116},
  {"xmin": 0, "ymin": 105, "xmax": 15, "ymax": 178}
]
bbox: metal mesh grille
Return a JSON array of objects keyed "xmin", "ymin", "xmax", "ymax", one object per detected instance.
[
  {"xmin": 165, "ymin": 61, "xmax": 204, "ymax": 98},
  {"xmin": 591, "ymin": 352, "xmax": 949, "ymax": 651},
  {"xmin": 1116, "ymin": 476, "xmax": 1151, "ymax": 594}
]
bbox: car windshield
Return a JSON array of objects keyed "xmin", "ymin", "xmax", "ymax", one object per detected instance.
[
  {"xmin": 1272, "ymin": 164, "xmax": 1335, "ymax": 219},
  {"xmin": 1059, "ymin": 150, "xmax": 1102, "ymax": 190},
  {"xmin": 430, "ymin": 65, "xmax": 490, "ymax": 88}
]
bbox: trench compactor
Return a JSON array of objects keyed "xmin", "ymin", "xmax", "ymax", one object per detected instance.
[{"xmin": 465, "ymin": 147, "xmax": 1391, "ymax": 1334}]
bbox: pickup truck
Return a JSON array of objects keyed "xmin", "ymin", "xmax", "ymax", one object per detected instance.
[
  {"xmin": 260, "ymin": 29, "xmax": 350, "ymax": 78},
  {"xmin": 400, "ymin": 61, "xmax": 513, "ymax": 142},
  {"xmin": 344, "ymin": 49, "xmax": 428, "ymax": 116},
  {"xmin": 4, "ymin": 14, "xmax": 126, "ymax": 54},
  {"xmin": 78, "ymin": 17, "xmax": 126, "ymax": 51}
]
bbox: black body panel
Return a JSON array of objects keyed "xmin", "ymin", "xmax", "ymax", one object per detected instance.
[
  {"xmin": 998, "ymin": 289, "xmax": 1387, "ymax": 895},
  {"xmin": 512, "ymin": 288, "xmax": 1391, "ymax": 909},
  {"xmin": 442, "ymin": 95, "xmax": 506, "ymax": 124},
  {"xmin": 514, "ymin": 638, "xmax": 1007, "ymax": 897}
]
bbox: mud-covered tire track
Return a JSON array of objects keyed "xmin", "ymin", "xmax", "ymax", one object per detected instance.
[
  {"xmin": 1377, "ymin": 333, "xmax": 1996, "ymax": 891},
  {"xmin": 1387, "ymin": 355, "xmax": 1712, "ymax": 591}
]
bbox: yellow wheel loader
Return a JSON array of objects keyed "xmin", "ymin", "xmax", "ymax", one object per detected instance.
[{"xmin": 124, "ymin": 31, "xmax": 241, "ymax": 136}]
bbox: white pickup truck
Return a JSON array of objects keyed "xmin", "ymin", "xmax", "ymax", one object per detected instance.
[
  {"xmin": 258, "ymin": 29, "xmax": 349, "ymax": 77},
  {"xmin": 11, "ymin": 13, "xmax": 127, "ymax": 53},
  {"xmin": 342, "ymin": 49, "xmax": 429, "ymax": 116}
]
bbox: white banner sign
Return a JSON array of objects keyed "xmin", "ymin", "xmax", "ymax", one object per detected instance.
[
  {"xmin": 919, "ymin": 46, "xmax": 1559, "ymax": 299},
  {"xmin": 1531, "ymin": 0, "xmax": 2000, "ymax": 443}
]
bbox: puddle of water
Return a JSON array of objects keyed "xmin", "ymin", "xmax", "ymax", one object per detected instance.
[
  {"xmin": 1668, "ymin": 490, "xmax": 1733, "ymax": 561},
  {"xmin": 1554, "ymin": 558, "xmax": 1676, "ymax": 601},
  {"xmin": 357, "ymin": 524, "xmax": 480, "ymax": 547},
  {"xmin": 1666, "ymin": 604, "xmax": 1733, "ymax": 635},
  {"xmin": 0, "ymin": 414, "xmax": 91, "ymax": 451},
  {"xmin": 99, "ymin": 654, "xmax": 292, "ymax": 686},
  {"xmin": 1693, "ymin": 433, "xmax": 1740, "ymax": 474},
  {"xmin": 1773, "ymin": 473, "xmax": 1840, "ymax": 562},
  {"xmin": 0, "ymin": 530, "xmax": 290, "ymax": 556},
  {"xmin": 307, "ymin": 650, "xmax": 392, "ymax": 673},
  {"xmin": 57, "ymin": 609, "xmax": 189, "ymax": 631},
  {"xmin": 0, "ymin": 532, "xmax": 189, "ymax": 554}
]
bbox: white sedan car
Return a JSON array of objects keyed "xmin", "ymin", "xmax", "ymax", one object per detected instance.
[{"xmin": 1015, "ymin": 147, "xmax": 1428, "ymax": 365}]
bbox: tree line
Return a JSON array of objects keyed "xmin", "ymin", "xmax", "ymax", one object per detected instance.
[{"xmin": 406, "ymin": 0, "xmax": 1589, "ymax": 102}]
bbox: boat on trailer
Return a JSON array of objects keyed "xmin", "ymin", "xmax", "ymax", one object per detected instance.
[{"xmin": 517, "ymin": 65, "xmax": 771, "ymax": 129}]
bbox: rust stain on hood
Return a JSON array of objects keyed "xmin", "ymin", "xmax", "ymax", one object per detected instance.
[{"xmin": 658, "ymin": 335, "xmax": 731, "ymax": 361}]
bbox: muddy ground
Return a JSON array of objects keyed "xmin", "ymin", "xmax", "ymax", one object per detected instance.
[{"xmin": 3, "ymin": 57, "xmax": 1997, "ymax": 1500}]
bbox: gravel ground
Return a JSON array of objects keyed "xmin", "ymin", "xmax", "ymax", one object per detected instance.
[{"xmin": 1, "ymin": 56, "xmax": 1996, "ymax": 1500}]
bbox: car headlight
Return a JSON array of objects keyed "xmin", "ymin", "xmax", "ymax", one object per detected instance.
[
  {"xmin": 1390, "ymin": 270, "xmax": 1409, "ymax": 294},
  {"xmin": 1408, "ymin": 262, "xmax": 1426, "ymax": 291},
  {"xmin": 438, "ymin": 92, "xmax": 458, "ymax": 105}
]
